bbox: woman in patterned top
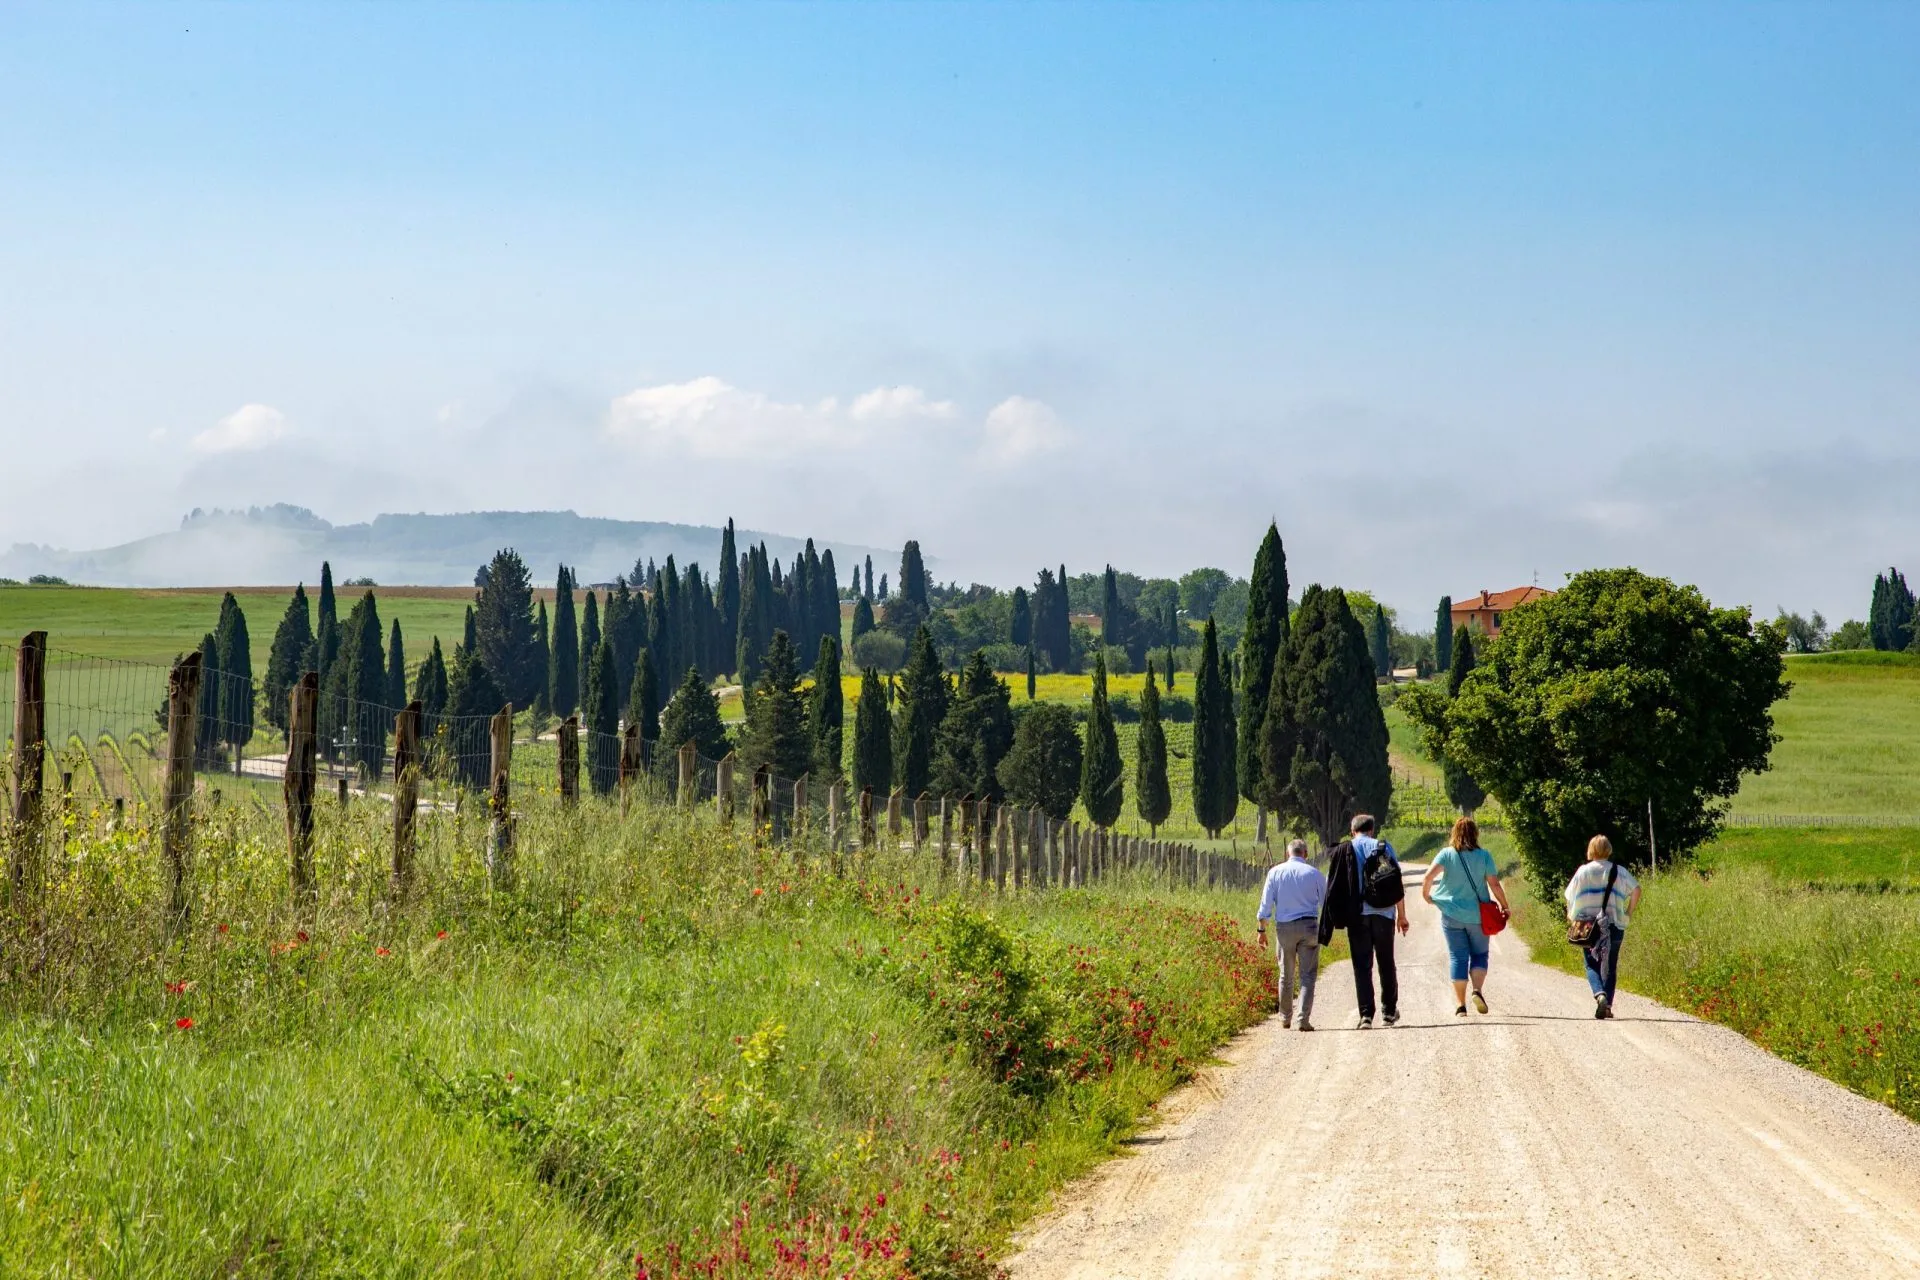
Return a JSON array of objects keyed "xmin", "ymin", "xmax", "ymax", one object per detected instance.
[{"xmin": 1564, "ymin": 835, "xmax": 1643, "ymax": 1019}]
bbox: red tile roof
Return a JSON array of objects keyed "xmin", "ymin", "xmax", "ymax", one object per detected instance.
[{"xmin": 1455, "ymin": 586, "xmax": 1553, "ymax": 613}]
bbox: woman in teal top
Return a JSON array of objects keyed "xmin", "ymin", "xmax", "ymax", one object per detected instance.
[{"xmin": 1420, "ymin": 816, "xmax": 1511, "ymax": 1018}]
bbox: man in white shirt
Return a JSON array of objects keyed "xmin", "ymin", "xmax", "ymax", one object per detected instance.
[{"xmin": 1257, "ymin": 839, "xmax": 1328, "ymax": 1031}]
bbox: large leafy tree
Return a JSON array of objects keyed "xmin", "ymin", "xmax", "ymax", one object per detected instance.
[
  {"xmin": 262, "ymin": 584, "xmax": 312, "ymax": 732},
  {"xmin": 999, "ymin": 702, "xmax": 1082, "ymax": 821},
  {"xmin": 932, "ymin": 650, "xmax": 1015, "ymax": 800},
  {"xmin": 1135, "ymin": 660, "xmax": 1172, "ymax": 835},
  {"xmin": 549, "ymin": 565, "xmax": 579, "ymax": 718},
  {"xmin": 1404, "ymin": 569, "xmax": 1788, "ymax": 896},
  {"xmin": 474, "ymin": 547, "xmax": 541, "ymax": 706},
  {"xmin": 1261, "ymin": 585, "xmax": 1391, "ymax": 849},
  {"xmin": 739, "ymin": 630, "xmax": 811, "ymax": 779},
  {"xmin": 658, "ymin": 666, "xmax": 729, "ymax": 761},
  {"xmin": 851, "ymin": 667, "xmax": 893, "ymax": 796},
  {"xmin": 1441, "ymin": 626, "xmax": 1487, "ymax": 815},
  {"xmin": 1190, "ymin": 618, "xmax": 1239, "ymax": 837},
  {"xmin": 1236, "ymin": 522, "xmax": 1288, "ymax": 804},
  {"xmin": 891, "ymin": 625, "xmax": 950, "ymax": 796},
  {"xmin": 214, "ymin": 591, "xmax": 254, "ymax": 754},
  {"xmin": 808, "ymin": 635, "xmax": 844, "ymax": 782},
  {"xmin": 1080, "ymin": 653, "xmax": 1123, "ymax": 827}
]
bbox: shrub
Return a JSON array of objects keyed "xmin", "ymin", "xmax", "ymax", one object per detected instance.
[{"xmin": 850, "ymin": 630, "xmax": 907, "ymax": 673}]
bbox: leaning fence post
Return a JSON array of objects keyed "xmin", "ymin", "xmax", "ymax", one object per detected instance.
[
  {"xmin": 887, "ymin": 787, "xmax": 903, "ymax": 843},
  {"xmin": 678, "ymin": 742, "xmax": 697, "ymax": 809},
  {"xmin": 617, "ymin": 723, "xmax": 642, "ymax": 816},
  {"xmin": 716, "ymin": 753, "xmax": 736, "ymax": 828},
  {"xmin": 162, "ymin": 649, "xmax": 202, "ymax": 924},
  {"xmin": 486, "ymin": 704, "xmax": 514, "ymax": 890},
  {"xmin": 285, "ymin": 672, "xmax": 318, "ymax": 901},
  {"xmin": 859, "ymin": 785, "xmax": 875, "ymax": 849},
  {"xmin": 913, "ymin": 792, "xmax": 929, "ymax": 850},
  {"xmin": 9, "ymin": 630, "xmax": 47, "ymax": 902},
  {"xmin": 558, "ymin": 715, "xmax": 580, "ymax": 807},
  {"xmin": 390, "ymin": 699, "xmax": 422, "ymax": 896}
]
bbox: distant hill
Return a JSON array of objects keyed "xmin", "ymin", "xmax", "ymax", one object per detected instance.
[{"xmin": 0, "ymin": 506, "xmax": 890, "ymax": 588}]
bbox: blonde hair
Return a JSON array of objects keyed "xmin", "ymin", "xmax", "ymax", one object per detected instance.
[
  {"xmin": 1587, "ymin": 834, "xmax": 1613, "ymax": 861},
  {"xmin": 1450, "ymin": 816, "xmax": 1479, "ymax": 852}
]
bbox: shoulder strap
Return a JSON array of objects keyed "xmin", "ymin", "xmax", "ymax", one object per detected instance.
[
  {"xmin": 1459, "ymin": 847, "xmax": 1486, "ymax": 904},
  {"xmin": 1600, "ymin": 861, "xmax": 1620, "ymax": 916}
]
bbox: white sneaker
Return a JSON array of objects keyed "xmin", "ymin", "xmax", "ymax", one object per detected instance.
[{"xmin": 1356, "ymin": 1016, "xmax": 1373, "ymax": 1030}]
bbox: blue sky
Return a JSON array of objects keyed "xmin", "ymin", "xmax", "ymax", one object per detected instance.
[{"xmin": 3, "ymin": 3, "xmax": 1917, "ymax": 619}]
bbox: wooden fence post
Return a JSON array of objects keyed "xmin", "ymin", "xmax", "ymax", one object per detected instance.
[
  {"xmin": 162, "ymin": 650, "xmax": 202, "ymax": 924},
  {"xmin": 980, "ymin": 797, "xmax": 996, "ymax": 888},
  {"xmin": 793, "ymin": 774, "xmax": 807, "ymax": 840},
  {"xmin": 913, "ymin": 793, "xmax": 929, "ymax": 850},
  {"xmin": 887, "ymin": 787, "xmax": 903, "ymax": 842},
  {"xmin": 9, "ymin": 630, "xmax": 47, "ymax": 901},
  {"xmin": 390, "ymin": 699, "xmax": 422, "ymax": 896},
  {"xmin": 558, "ymin": 715, "xmax": 580, "ymax": 807},
  {"xmin": 750, "ymin": 765, "xmax": 770, "ymax": 844},
  {"xmin": 1028, "ymin": 808, "xmax": 1045, "ymax": 887},
  {"xmin": 678, "ymin": 742, "xmax": 697, "ymax": 809},
  {"xmin": 285, "ymin": 672, "xmax": 318, "ymax": 901},
  {"xmin": 1009, "ymin": 808, "xmax": 1023, "ymax": 890},
  {"xmin": 486, "ymin": 704, "xmax": 514, "ymax": 890},
  {"xmin": 995, "ymin": 805, "xmax": 1010, "ymax": 893},
  {"xmin": 716, "ymin": 753, "xmax": 736, "ymax": 828},
  {"xmin": 617, "ymin": 723, "xmax": 642, "ymax": 816},
  {"xmin": 938, "ymin": 798, "xmax": 953, "ymax": 872},
  {"xmin": 827, "ymin": 780, "xmax": 845, "ymax": 850},
  {"xmin": 859, "ymin": 785, "xmax": 875, "ymax": 849}
]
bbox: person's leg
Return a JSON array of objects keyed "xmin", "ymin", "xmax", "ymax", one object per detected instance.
[
  {"xmin": 1603, "ymin": 925, "xmax": 1625, "ymax": 1005},
  {"xmin": 1347, "ymin": 922, "xmax": 1377, "ymax": 1021},
  {"xmin": 1467, "ymin": 924, "xmax": 1490, "ymax": 1010},
  {"xmin": 1276, "ymin": 928, "xmax": 1297, "ymax": 1021},
  {"xmin": 1583, "ymin": 937, "xmax": 1606, "ymax": 998},
  {"xmin": 1443, "ymin": 922, "xmax": 1470, "ymax": 1008},
  {"xmin": 1371, "ymin": 915, "xmax": 1399, "ymax": 1019},
  {"xmin": 1296, "ymin": 932, "xmax": 1320, "ymax": 1024}
]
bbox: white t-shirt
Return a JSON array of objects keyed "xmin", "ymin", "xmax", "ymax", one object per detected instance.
[{"xmin": 1564, "ymin": 860, "xmax": 1639, "ymax": 929}]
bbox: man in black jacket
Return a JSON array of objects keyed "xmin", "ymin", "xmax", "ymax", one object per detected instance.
[{"xmin": 1318, "ymin": 814, "xmax": 1409, "ymax": 1028}]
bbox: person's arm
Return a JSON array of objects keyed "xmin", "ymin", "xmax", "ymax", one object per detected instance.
[
  {"xmin": 1394, "ymin": 897, "xmax": 1410, "ymax": 935},
  {"xmin": 1421, "ymin": 859, "xmax": 1443, "ymax": 904},
  {"xmin": 1255, "ymin": 874, "xmax": 1274, "ymax": 941},
  {"xmin": 1628, "ymin": 884, "xmax": 1643, "ymax": 912},
  {"xmin": 1486, "ymin": 857, "xmax": 1511, "ymax": 915}
]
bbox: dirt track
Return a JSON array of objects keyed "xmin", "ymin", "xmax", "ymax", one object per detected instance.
[{"xmin": 1006, "ymin": 868, "xmax": 1920, "ymax": 1279}]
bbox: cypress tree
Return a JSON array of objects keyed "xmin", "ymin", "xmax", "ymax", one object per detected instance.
[
  {"xmin": 341, "ymin": 591, "xmax": 389, "ymax": 779},
  {"xmin": 718, "ymin": 520, "xmax": 741, "ymax": 673},
  {"xmin": 530, "ymin": 601, "xmax": 550, "ymax": 715},
  {"xmin": 550, "ymin": 566, "xmax": 579, "ymax": 717},
  {"xmin": 736, "ymin": 545, "xmax": 773, "ymax": 683},
  {"xmin": 932, "ymin": 650, "xmax": 1014, "ymax": 800},
  {"xmin": 998, "ymin": 702, "xmax": 1082, "ymax": 821},
  {"xmin": 1443, "ymin": 627, "xmax": 1486, "ymax": 814},
  {"xmin": 316, "ymin": 561, "xmax": 339, "ymax": 680},
  {"xmin": 1236, "ymin": 522, "xmax": 1289, "ymax": 805},
  {"xmin": 1026, "ymin": 644, "xmax": 1037, "ymax": 700},
  {"xmin": 604, "ymin": 578, "xmax": 634, "ymax": 706},
  {"xmin": 580, "ymin": 591, "xmax": 600, "ymax": 676},
  {"xmin": 887, "ymin": 541, "xmax": 930, "ymax": 638},
  {"xmin": 1368, "ymin": 604, "xmax": 1392, "ymax": 678},
  {"xmin": 214, "ymin": 591, "xmax": 254, "ymax": 755},
  {"xmin": 461, "ymin": 605, "xmax": 477, "ymax": 657},
  {"xmin": 892, "ymin": 624, "xmax": 949, "ymax": 796},
  {"xmin": 1136, "ymin": 660, "xmax": 1172, "ymax": 835},
  {"xmin": 195, "ymin": 633, "xmax": 222, "ymax": 765},
  {"xmin": 1435, "ymin": 596, "xmax": 1454, "ymax": 672},
  {"xmin": 851, "ymin": 595, "xmax": 876, "ymax": 644},
  {"xmin": 1267, "ymin": 586, "xmax": 1392, "ymax": 847},
  {"xmin": 445, "ymin": 640, "xmax": 504, "ymax": 790},
  {"xmin": 863, "ymin": 555, "xmax": 874, "ymax": 601},
  {"xmin": 659, "ymin": 666, "xmax": 729, "ymax": 760},
  {"xmin": 628, "ymin": 648, "xmax": 660, "ymax": 744},
  {"xmin": 851, "ymin": 667, "xmax": 892, "ymax": 796},
  {"xmin": 1010, "ymin": 586, "xmax": 1032, "ymax": 647},
  {"xmin": 1080, "ymin": 652, "xmax": 1123, "ymax": 827},
  {"xmin": 263, "ymin": 584, "xmax": 312, "ymax": 733},
  {"xmin": 415, "ymin": 637, "xmax": 449, "ymax": 719},
  {"xmin": 586, "ymin": 639, "xmax": 620, "ymax": 794},
  {"xmin": 739, "ymin": 630, "xmax": 811, "ymax": 779},
  {"xmin": 1164, "ymin": 598, "xmax": 1180, "ymax": 690},
  {"xmin": 473, "ymin": 548, "xmax": 539, "ymax": 705},
  {"xmin": 1101, "ymin": 567, "xmax": 1126, "ymax": 652},
  {"xmin": 1191, "ymin": 618, "xmax": 1239, "ymax": 837},
  {"xmin": 808, "ymin": 634, "xmax": 844, "ymax": 781},
  {"xmin": 878, "ymin": 573, "xmax": 888, "ymax": 601},
  {"xmin": 386, "ymin": 617, "xmax": 407, "ymax": 711},
  {"xmin": 817, "ymin": 548, "xmax": 840, "ymax": 657},
  {"xmin": 646, "ymin": 571, "xmax": 670, "ymax": 690}
]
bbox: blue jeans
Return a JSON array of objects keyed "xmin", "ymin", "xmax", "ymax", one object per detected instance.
[
  {"xmin": 1584, "ymin": 924, "xmax": 1625, "ymax": 1003},
  {"xmin": 1441, "ymin": 917, "xmax": 1490, "ymax": 982}
]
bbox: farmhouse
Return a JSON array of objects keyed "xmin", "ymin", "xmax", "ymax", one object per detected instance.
[{"xmin": 1452, "ymin": 586, "xmax": 1553, "ymax": 638}]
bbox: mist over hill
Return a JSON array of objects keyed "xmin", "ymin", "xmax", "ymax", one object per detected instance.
[{"xmin": 0, "ymin": 506, "xmax": 890, "ymax": 588}]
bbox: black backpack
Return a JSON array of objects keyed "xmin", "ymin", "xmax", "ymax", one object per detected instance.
[{"xmin": 1361, "ymin": 844, "xmax": 1405, "ymax": 909}]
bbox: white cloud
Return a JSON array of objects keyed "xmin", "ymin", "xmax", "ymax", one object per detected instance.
[
  {"xmin": 192, "ymin": 403, "xmax": 290, "ymax": 454},
  {"xmin": 849, "ymin": 385, "xmax": 956, "ymax": 423},
  {"xmin": 606, "ymin": 376, "xmax": 956, "ymax": 460},
  {"xmin": 980, "ymin": 396, "xmax": 1070, "ymax": 466}
]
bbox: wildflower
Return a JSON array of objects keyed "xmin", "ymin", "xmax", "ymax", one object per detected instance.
[
  {"xmin": 375, "ymin": 946, "xmax": 391, "ymax": 957},
  {"xmin": 174, "ymin": 1017, "xmax": 195, "ymax": 1030},
  {"xmin": 779, "ymin": 882, "xmax": 791, "ymax": 893},
  {"xmin": 217, "ymin": 923, "xmax": 229, "ymax": 934},
  {"xmin": 164, "ymin": 980, "xmax": 190, "ymax": 995},
  {"xmin": 296, "ymin": 930, "xmax": 310, "ymax": 943},
  {"xmin": 752, "ymin": 887, "xmax": 764, "ymax": 897},
  {"xmin": 435, "ymin": 929, "xmax": 448, "ymax": 940}
]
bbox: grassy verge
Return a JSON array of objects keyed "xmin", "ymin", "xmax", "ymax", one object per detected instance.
[
  {"xmin": 0, "ymin": 796, "xmax": 1273, "ymax": 1278},
  {"xmin": 1509, "ymin": 832, "xmax": 1920, "ymax": 1121}
]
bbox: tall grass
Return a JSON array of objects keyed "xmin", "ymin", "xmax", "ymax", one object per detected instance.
[{"xmin": 0, "ymin": 794, "xmax": 1272, "ymax": 1278}]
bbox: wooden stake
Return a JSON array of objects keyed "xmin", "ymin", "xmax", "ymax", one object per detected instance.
[
  {"xmin": 9, "ymin": 630, "xmax": 47, "ymax": 901},
  {"xmin": 162, "ymin": 650, "xmax": 202, "ymax": 924},
  {"xmin": 716, "ymin": 753, "xmax": 735, "ymax": 828},
  {"xmin": 677, "ymin": 741, "xmax": 697, "ymax": 808},
  {"xmin": 390, "ymin": 699, "xmax": 422, "ymax": 896},
  {"xmin": 486, "ymin": 704, "xmax": 514, "ymax": 890},
  {"xmin": 558, "ymin": 715, "xmax": 580, "ymax": 807}
]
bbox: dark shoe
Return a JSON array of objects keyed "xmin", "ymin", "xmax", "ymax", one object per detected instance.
[
  {"xmin": 1282, "ymin": 1015, "xmax": 1292, "ymax": 1029},
  {"xmin": 1298, "ymin": 1018, "xmax": 1315, "ymax": 1032},
  {"xmin": 1383, "ymin": 1011, "xmax": 1400, "ymax": 1027},
  {"xmin": 1455, "ymin": 1005, "xmax": 1468, "ymax": 1019},
  {"xmin": 1471, "ymin": 991, "xmax": 1489, "ymax": 1015},
  {"xmin": 1598, "ymin": 996, "xmax": 1614, "ymax": 1020},
  {"xmin": 1356, "ymin": 1015, "xmax": 1373, "ymax": 1030}
]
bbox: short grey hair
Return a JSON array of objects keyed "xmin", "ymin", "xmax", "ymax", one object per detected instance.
[
  {"xmin": 1350, "ymin": 813, "xmax": 1377, "ymax": 835},
  {"xmin": 1287, "ymin": 838, "xmax": 1309, "ymax": 857}
]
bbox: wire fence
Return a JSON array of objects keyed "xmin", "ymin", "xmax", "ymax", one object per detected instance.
[{"xmin": 1, "ymin": 640, "xmax": 1266, "ymax": 896}]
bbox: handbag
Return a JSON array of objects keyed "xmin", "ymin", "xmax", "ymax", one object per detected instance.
[
  {"xmin": 1459, "ymin": 847, "xmax": 1507, "ymax": 936},
  {"xmin": 1567, "ymin": 862, "xmax": 1620, "ymax": 948}
]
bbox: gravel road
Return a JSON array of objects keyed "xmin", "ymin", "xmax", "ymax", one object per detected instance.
[{"xmin": 1005, "ymin": 867, "xmax": 1920, "ymax": 1279}]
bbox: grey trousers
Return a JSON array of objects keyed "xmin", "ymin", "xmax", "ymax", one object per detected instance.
[{"xmin": 1273, "ymin": 919, "xmax": 1320, "ymax": 1021}]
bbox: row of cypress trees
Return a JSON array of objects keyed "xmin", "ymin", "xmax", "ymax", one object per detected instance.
[{"xmin": 1870, "ymin": 568, "xmax": 1916, "ymax": 652}]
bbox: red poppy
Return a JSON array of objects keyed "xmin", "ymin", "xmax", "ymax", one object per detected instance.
[
  {"xmin": 375, "ymin": 946, "xmax": 391, "ymax": 957},
  {"xmin": 752, "ymin": 887, "xmax": 764, "ymax": 897},
  {"xmin": 164, "ymin": 979, "xmax": 190, "ymax": 995},
  {"xmin": 174, "ymin": 1017, "xmax": 194, "ymax": 1030},
  {"xmin": 217, "ymin": 924, "xmax": 230, "ymax": 934},
  {"xmin": 435, "ymin": 929, "xmax": 447, "ymax": 940},
  {"xmin": 296, "ymin": 930, "xmax": 310, "ymax": 943}
]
